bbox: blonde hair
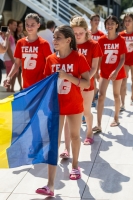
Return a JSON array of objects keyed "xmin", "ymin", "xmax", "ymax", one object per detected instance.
[{"xmin": 70, "ymin": 17, "xmax": 89, "ymax": 40}]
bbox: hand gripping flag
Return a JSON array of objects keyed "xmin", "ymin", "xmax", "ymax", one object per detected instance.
[{"xmin": 0, "ymin": 73, "xmax": 59, "ymax": 168}]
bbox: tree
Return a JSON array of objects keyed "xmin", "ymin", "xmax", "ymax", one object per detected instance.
[{"xmin": 121, "ymin": 0, "xmax": 133, "ymax": 12}]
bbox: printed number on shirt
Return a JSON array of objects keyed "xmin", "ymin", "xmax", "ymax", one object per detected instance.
[
  {"xmin": 105, "ymin": 50, "xmax": 118, "ymax": 64},
  {"xmin": 126, "ymin": 42, "xmax": 133, "ymax": 52},
  {"xmin": 22, "ymin": 54, "xmax": 38, "ymax": 69},
  {"xmin": 58, "ymin": 75, "xmax": 72, "ymax": 94}
]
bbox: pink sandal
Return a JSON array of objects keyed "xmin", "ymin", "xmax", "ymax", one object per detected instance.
[
  {"xmin": 35, "ymin": 186, "xmax": 54, "ymax": 196},
  {"xmin": 60, "ymin": 150, "xmax": 70, "ymax": 159},
  {"xmin": 84, "ymin": 137, "xmax": 94, "ymax": 145},
  {"xmin": 69, "ymin": 167, "xmax": 81, "ymax": 180}
]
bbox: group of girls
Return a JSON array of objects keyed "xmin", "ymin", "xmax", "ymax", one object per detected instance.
[{"xmin": 4, "ymin": 12, "xmax": 133, "ymax": 197}]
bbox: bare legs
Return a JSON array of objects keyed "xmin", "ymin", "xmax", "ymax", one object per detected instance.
[
  {"xmin": 67, "ymin": 113, "xmax": 82, "ymax": 169},
  {"xmin": 120, "ymin": 65, "xmax": 129, "ymax": 107},
  {"xmin": 82, "ymin": 90, "xmax": 94, "ymax": 138},
  {"xmin": 47, "ymin": 115, "xmax": 65, "ymax": 192},
  {"xmin": 95, "ymin": 78, "xmax": 122, "ymax": 129},
  {"xmin": 97, "ymin": 78, "xmax": 109, "ymax": 128},
  {"xmin": 113, "ymin": 79, "xmax": 122, "ymax": 124},
  {"xmin": 47, "ymin": 113, "xmax": 82, "ymax": 191},
  {"xmin": 63, "ymin": 117, "xmax": 71, "ymax": 155}
]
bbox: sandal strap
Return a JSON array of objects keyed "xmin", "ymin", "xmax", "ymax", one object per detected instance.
[
  {"xmin": 42, "ymin": 186, "xmax": 50, "ymax": 192},
  {"xmin": 70, "ymin": 168, "xmax": 80, "ymax": 175},
  {"xmin": 85, "ymin": 138, "xmax": 93, "ymax": 142}
]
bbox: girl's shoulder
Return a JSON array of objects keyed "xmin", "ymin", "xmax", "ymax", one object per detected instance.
[
  {"xmin": 98, "ymin": 35, "xmax": 107, "ymax": 42},
  {"xmin": 16, "ymin": 37, "xmax": 27, "ymax": 44}
]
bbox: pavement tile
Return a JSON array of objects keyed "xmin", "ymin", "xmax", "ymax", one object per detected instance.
[
  {"xmin": 7, "ymin": 193, "xmax": 81, "ymax": 200},
  {"xmin": 82, "ymin": 163, "xmax": 131, "ymax": 199},
  {"xmin": 12, "ymin": 161, "xmax": 93, "ymax": 198},
  {"xmin": 0, "ymin": 193, "xmax": 10, "ymax": 200},
  {"xmin": 94, "ymin": 136, "xmax": 133, "ymax": 165},
  {"xmin": 0, "ymin": 166, "xmax": 31, "ymax": 192}
]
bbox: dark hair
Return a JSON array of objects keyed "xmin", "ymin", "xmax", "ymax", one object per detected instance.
[
  {"xmin": 47, "ymin": 20, "xmax": 55, "ymax": 29},
  {"xmin": 123, "ymin": 13, "xmax": 133, "ymax": 21},
  {"xmin": 90, "ymin": 14, "xmax": 100, "ymax": 21},
  {"xmin": 14, "ymin": 21, "xmax": 24, "ymax": 42},
  {"xmin": 25, "ymin": 13, "xmax": 40, "ymax": 24},
  {"xmin": 7, "ymin": 19, "xmax": 17, "ymax": 26},
  {"xmin": 55, "ymin": 25, "xmax": 77, "ymax": 50},
  {"xmin": 17, "ymin": 20, "xmax": 23, "ymax": 26},
  {"xmin": 104, "ymin": 15, "xmax": 119, "ymax": 32}
]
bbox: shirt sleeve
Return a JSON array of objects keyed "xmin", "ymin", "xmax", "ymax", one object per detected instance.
[
  {"xmin": 78, "ymin": 54, "xmax": 91, "ymax": 75},
  {"xmin": 119, "ymin": 37, "xmax": 128, "ymax": 55},
  {"xmin": 14, "ymin": 41, "xmax": 22, "ymax": 59},
  {"xmin": 43, "ymin": 41, "xmax": 52, "ymax": 58},
  {"xmin": 43, "ymin": 56, "xmax": 52, "ymax": 77}
]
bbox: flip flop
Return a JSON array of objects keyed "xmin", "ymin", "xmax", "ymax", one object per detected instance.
[
  {"xmin": 84, "ymin": 137, "xmax": 94, "ymax": 145},
  {"xmin": 69, "ymin": 167, "xmax": 81, "ymax": 180},
  {"xmin": 60, "ymin": 150, "xmax": 70, "ymax": 159},
  {"xmin": 110, "ymin": 121, "xmax": 120, "ymax": 127},
  {"xmin": 92, "ymin": 126, "xmax": 102, "ymax": 133},
  {"xmin": 36, "ymin": 186, "xmax": 54, "ymax": 196}
]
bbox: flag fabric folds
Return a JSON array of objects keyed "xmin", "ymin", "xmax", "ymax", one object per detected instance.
[{"xmin": 0, "ymin": 73, "xmax": 59, "ymax": 168}]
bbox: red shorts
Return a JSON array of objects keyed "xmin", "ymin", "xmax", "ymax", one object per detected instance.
[{"xmin": 83, "ymin": 77, "xmax": 94, "ymax": 92}]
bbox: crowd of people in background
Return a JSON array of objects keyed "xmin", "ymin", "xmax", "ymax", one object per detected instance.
[{"xmin": 1, "ymin": 11, "xmax": 133, "ymax": 197}]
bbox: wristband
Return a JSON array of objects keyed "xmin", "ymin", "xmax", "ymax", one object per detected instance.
[{"xmin": 77, "ymin": 78, "xmax": 80, "ymax": 86}]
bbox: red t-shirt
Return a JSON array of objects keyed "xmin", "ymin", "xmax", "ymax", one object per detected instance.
[
  {"xmin": 14, "ymin": 37, "xmax": 52, "ymax": 88},
  {"xmin": 119, "ymin": 31, "xmax": 133, "ymax": 66},
  {"xmin": 77, "ymin": 40, "xmax": 103, "ymax": 91},
  {"xmin": 44, "ymin": 50, "xmax": 90, "ymax": 115},
  {"xmin": 92, "ymin": 30, "xmax": 104, "ymax": 41},
  {"xmin": 98, "ymin": 35, "xmax": 127, "ymax": 80}
]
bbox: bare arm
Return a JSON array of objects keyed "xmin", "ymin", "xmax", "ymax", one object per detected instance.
[
  {"xmin": 3, "ymin": 58, "xmax": 21, "ymax": 88},
  {"xmin": 57, "ymin": 70, "xmax": 90, "ymax": 88},
  {"xmin": 0, "ymin": 32, "xmax": 10, "ymax": 53},
  {"xmin": 95, "ymin": 57, "xmax": 102, "ymax": 81},
  {"xmin": 115, "ymin": 54, "xmax": 125, "ymax": 74},
  {"xmin": 89, "ymin": 57, "xmax": 99, "ymax": 79},
  {"xmin": 109, "ymin": 54, "xmax": 125, "ymax": 81},
  {"xmin": 7, "ymin": 42, "xmax": 15, "ymax": 62}
]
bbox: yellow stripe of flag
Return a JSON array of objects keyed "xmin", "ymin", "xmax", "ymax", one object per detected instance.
[{"xmin": 0, "ymin": 95, "xmax": 14, "ymax": 168}]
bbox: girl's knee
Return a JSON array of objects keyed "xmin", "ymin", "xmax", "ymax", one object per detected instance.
[
  {"xmin": 71, "ymin": 134, "xmax": 80, "ymax": 141},
  {"xmin": 98, "ymin": 93, "xmax": 105, "ymax": 101},
  {"xmin": 113, "ymin": 93, "xmax": 120, "ymax": 99}
]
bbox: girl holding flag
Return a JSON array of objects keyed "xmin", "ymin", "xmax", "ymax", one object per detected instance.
[{"xmin": 36, "ymin": 25, "xmax": 90, "ymax": 196}]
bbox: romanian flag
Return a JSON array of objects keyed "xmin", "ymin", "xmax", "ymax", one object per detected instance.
[{"xmin": 0, "ymin": 73, "xmax": 59, "ymax": 168}]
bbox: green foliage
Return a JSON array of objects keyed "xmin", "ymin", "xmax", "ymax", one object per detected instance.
[{"xmin": 121, "ymin": 0, "xmax": 133, "ymax": 12}]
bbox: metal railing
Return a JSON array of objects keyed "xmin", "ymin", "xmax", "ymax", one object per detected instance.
[{"xmin": 19, "ymin": 0, "xmax": 104, "ymax": 25}]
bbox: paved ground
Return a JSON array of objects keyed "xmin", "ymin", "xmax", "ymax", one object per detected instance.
[{"xmin": 0, "ymin": 69, "xmax": 133, "ymax": 200}]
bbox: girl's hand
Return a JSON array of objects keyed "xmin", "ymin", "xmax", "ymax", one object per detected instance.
[
  {"xmin": 3, "ymin": 77, "xmax": 11, "ymax": 88},
  {"xmin": 108, "ymin": 70, "xmax": 118, "ymax": 81},
  {"xmin": 57, "ymin": 69, "xmax": 68, "ymax": 79},
  {"xmin": 0, "ymin": 29, "xmax": 10, "ymax": 39},
  {"xmin": 95, "ymin": 72, "xmax": 100, "ymax": 82}
]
